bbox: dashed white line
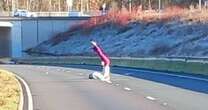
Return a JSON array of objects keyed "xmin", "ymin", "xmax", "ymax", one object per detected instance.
[
  {"xmin": 124, "ymin": 73, "xmax": 132, "ymax": 75},
  {"xmin": 115, "ymin": 84, "xmax": 120, "ymax": 86},
  {"xmin": 162, "ymin": 102, "xmax": 168, "ymax": 106},
  {"xmin": 146, "ymin": 96, "xmax": 156, "ymax": 101},
  {"xmin": 124, "ymin": 87, "xmax": 132, "ymax": 91}
]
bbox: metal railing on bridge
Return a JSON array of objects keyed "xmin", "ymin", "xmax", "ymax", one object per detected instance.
[{"xmin": 0, "ymin": 11, "xmax": 101, "ymax": 17}]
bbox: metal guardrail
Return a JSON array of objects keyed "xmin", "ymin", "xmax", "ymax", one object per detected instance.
[
  {"xmin": 36, "ymin": 12, "xmax": 68, "ymax": 17},
  {"xmin": 0, "ymin": 12, "xmax": 69, "ymax": 17},
  {"xmin": 13, "ymin": 56, "xmax": 208, "ymax": 63},
  {"xmin": 0, "ymin": 11, "xmax": 101, "ymax": 17}
]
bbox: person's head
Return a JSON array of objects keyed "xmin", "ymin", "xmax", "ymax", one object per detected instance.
[{"xmin": 89, "ymin": 73, "xmax": 94, "ymax": 79}]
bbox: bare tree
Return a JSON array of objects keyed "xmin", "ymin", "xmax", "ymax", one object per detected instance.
[{"xmin": 2, "ymin": 0, "xmax": 205, "ymax": 12}]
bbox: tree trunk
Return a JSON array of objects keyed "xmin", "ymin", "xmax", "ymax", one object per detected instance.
[{"xmin": 148, "ymin": 0, "xmax": 152, "ymax": 10}]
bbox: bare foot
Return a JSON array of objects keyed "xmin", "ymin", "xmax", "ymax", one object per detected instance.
[
  {"xmin": 104, "ymin": 79, "xmax": 112, "ymax": 84},
  {"xmin": 104, "ymin": 76, "xmax": 110, "ymax": 81}
]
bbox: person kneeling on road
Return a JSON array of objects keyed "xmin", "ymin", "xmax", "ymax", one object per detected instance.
[{"xmin": 89, "ymin": 40, "xmax": 111, "ymax": 83}]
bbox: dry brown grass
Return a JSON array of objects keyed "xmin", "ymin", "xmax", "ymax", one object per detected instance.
[
  {"xmin": 70, "ymin": 6, "xmax": 208, "ymax": 32},
  {"xmin": 183, "ymin": 7, "xmax": 208, "ymax": 22},
  {"xmin": 0, "ymin": 69, "xmax": 20, "ymax": 110}
]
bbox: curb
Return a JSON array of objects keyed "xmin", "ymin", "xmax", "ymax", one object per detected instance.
[{"xmin": 15, "ymin": 75, "xmax": 33, "ymax": 110}]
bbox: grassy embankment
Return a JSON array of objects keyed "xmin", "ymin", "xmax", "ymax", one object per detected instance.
[
  {"xmin": 62, "ymin": 7, "xmax": 208, "ymax": 76},
  {"xmin": 0, "ymin": 69, "xmax": 21, "ymax": 110},
  {"xmin": 25, "ymin": 7, "xmax": 208, "ymax": 76}
]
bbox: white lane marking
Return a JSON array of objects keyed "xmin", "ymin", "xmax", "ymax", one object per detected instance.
[
  {"xmin": 117, "ymin": 67, "xmax": 208, "ymax": 82},
  {"xmin": 124, "ymin": 87, "xmax": 132, "ymax": 91},
  {"xmin": 46, "ymin": 72, "xmax": 49, "ymax": 74},
  {"xmin": 146, "ymin": 96, "xmax": 156, "ymax": 101},
  {"xmin": 124, "ymin": 73, "xmax": 132, "ymax": 75},
  {"xmin": 79, "ymin": 73, "xmax": 83, "ymax": 75},
  {"xmin": 115, "ymin": 84, "xmax": 120, "ymax": 86},
  {"xmin": 16, "ymin": 75, "xmax": 33, "ymax": 110},
  {"xmin": 163, "ymin": 102, "xmax": 168, "ymax": 106}
]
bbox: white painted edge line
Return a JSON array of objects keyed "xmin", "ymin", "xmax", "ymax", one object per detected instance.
[
  {"xmin": 16, "ymin": 75, "xmax": 33, "ymax": 110},
  {"xmin": 146, "ymin": 96, "xmax": 156, "ymax": 101}
]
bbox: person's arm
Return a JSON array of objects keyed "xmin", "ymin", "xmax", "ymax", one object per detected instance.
[{"xmin": 91, "ymin": 41, "xmax": 104, "ymax": 56}]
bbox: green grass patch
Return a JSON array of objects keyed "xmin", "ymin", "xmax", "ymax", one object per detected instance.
[
  {"xmin": 14, "ymin": 57, "xmax": 208, "ymax": 76},
  {"xmin": 111, "ymin": 59, "xmax": 208, "ymax": 76}
]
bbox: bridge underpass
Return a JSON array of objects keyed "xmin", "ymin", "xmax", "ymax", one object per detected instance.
[
  {"xmin": 0, "ymin": 17, "xmax": 89, "ymax": 58},
  {"xmin": 0, "ymin": 22, "xmax": 12, "ymax": 57}
]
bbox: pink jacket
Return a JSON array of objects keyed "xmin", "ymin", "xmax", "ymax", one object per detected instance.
[{"xmin": 93, "ymin": 44, "xmax": 111, "ymax": 66}]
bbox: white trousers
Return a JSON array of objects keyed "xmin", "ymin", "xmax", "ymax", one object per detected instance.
[
  {"xmin": 92, "ymin": 72, "xmax": 105, "ymax": 80},
  {"xmin": 103, "ymin": 65, "xmax": 110, "ymax": 78},
  {"xmin": 92, "ymin": 65, "xmax": 110, "ymax": 81}
]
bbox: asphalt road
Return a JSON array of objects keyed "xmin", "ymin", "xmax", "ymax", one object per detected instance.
[
  {"xmin": 0, "ymin": 64, "xmax": 208, "ymax": 110},
  {"xmin": 64, "ymin": 64, "xmax": 208, "ymax": 93}
]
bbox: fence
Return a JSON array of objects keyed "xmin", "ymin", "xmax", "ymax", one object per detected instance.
[{"xmin": 0, "ymin": 11, "xmax": 101, "ymax": 17}]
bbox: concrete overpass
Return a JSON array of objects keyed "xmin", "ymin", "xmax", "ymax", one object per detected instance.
[{"xmin": 0, "ymin": 17, "xmax": 90, "ymax": 58}]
